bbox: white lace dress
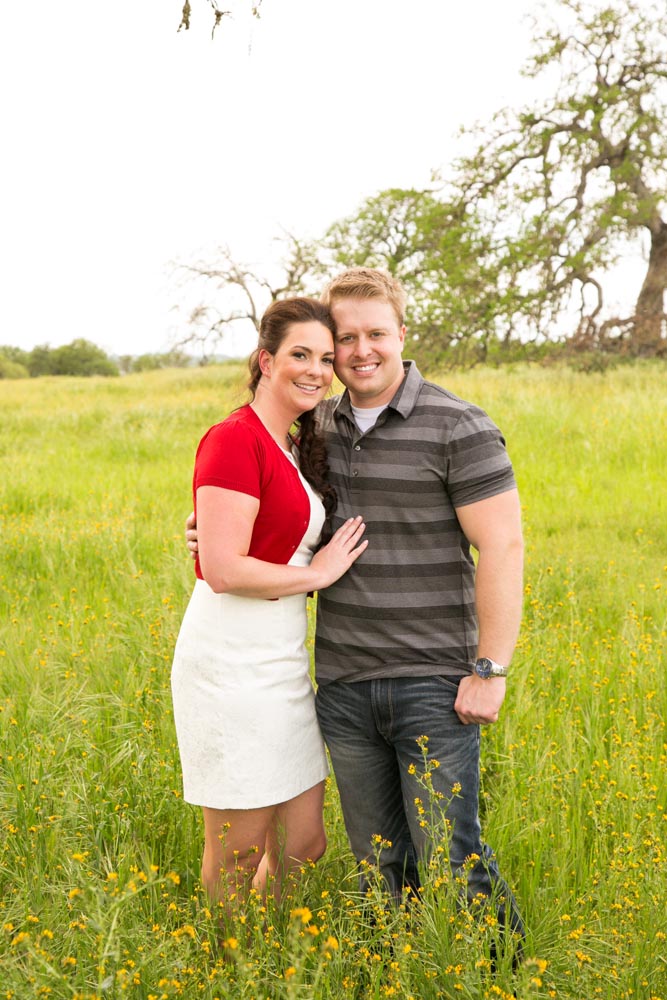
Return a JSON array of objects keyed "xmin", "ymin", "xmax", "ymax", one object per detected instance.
[{"xmin": 170, "ymin": 454, "xmax": 329, "ymax": 809}]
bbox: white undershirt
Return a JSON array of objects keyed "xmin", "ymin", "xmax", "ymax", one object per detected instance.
[{"xmin": 351, "ymin": 403, "xmax": 388, "ymax": 434}]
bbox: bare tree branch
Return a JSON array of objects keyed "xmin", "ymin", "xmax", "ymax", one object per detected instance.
[{"xmin": 177, "ymin": 0, "xmax": 262, "ymax": 35}]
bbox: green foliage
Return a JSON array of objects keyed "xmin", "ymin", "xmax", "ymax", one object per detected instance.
[
  {"xmin": 1, "ymin": 363, "xmax": 666, "ymax": 997},
  {"xmin": 0, "ymin": 345, "xmax": 31, "ymax": 366},
  {"xmin": 174, "ymin": 0, "xmax": 667, "ymax": 367},
  {"xmin": 452, "ymin": 0, "xmax": 667, "ymax": 354},
  {"xmin": 25, "ymin": 344, "xmax": 54, "ymax": 377},
  {"xmin": 0, "ymin": 350, "xmax": 29, "ymax": 379},
  {"xmin": 317, "ymin": 188, "xmax": 508, "ymax": 367},
  {"xmin": 317, "ymin": 0, "xmax": 667, "ymax": 363},
  {"xmin": 13, "ymin": 340, "xmax": 120, "ymax": 377},
  {"xmin": 118, "ymin": 350, "xmax": 194, "ymax": 374},
  {"xmin": 47, "ymin": 339, "xmax": 120, "ymax": 377},
  {"xmin": 0, "ymin": 343, "xmax": 201, "ymax": 378}
]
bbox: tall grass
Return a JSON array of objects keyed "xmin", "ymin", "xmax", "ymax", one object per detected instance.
[{"xmin": 1, "ymin": 361, "xmax": 666, "ymax": 999}]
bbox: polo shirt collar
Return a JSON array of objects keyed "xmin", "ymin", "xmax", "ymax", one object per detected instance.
[{"xmin": 334, "ymin": 360, "xmax": 424, "ymax": 423}]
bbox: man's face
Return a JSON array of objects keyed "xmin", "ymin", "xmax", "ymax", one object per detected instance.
[{"xmin": 331, "ymin": 297, "xmax": 406, "ymax": 408}]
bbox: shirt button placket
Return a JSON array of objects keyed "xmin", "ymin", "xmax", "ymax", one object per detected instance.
[{"xmin": 351, "ymin": 440, "xmax": 361, "ymax": 480}]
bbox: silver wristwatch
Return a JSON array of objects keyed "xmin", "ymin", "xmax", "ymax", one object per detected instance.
[{"xmin": 474, "ymin": 657, "xmax": 508, "ymax": 679}]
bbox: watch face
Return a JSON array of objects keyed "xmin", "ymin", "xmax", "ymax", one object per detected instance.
[{"xmin": 475, "ymin": 658, "xmax": 492, "ymax": 678}]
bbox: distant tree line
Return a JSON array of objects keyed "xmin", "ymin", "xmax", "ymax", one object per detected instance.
[
  {"xmin": 0, "ymin": 340, "xmax": 195, "ymax": 379},
  {"xmin": 117, "ymin": 350, "xmax": 194, "ymax": 374}
]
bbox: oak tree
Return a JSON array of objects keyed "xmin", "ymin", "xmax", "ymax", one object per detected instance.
[
  {"xmin": 318, "ymin": 188, "xmax": 503, "ymax": 365},
  {"xmin": 454, "ymin": 0, "xmax": 667, "ymax": 355}
]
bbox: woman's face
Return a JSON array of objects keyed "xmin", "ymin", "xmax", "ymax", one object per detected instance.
[{"xmin": 260, "ymin": 321, "xmax": 335, "ymax": 413}]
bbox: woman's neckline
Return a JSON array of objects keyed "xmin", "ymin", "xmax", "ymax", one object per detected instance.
[{"xmin": 246, "ymin": 403, "xmax": 295, "ymax": 455}]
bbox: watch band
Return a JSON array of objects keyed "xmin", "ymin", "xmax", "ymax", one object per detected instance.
[{"xmin": 474, "ymin": 657, "xmax": 508, "ymax": 678}]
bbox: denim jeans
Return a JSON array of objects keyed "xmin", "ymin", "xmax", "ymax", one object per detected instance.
[{"xmin": 316, "ymin": 676, "xmax": 524, "ymax": 934}]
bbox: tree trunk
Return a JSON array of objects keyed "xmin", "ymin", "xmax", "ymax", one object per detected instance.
[{"xmin": 633, "ymin": 222, "xmax": 667, "ymax": 354}]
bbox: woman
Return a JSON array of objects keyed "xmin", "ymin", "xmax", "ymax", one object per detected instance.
[{"xmin": 171, "ymin": 297, "xmax": 367, "ymax": 909}]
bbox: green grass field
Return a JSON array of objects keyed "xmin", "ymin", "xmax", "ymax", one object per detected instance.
[{"xmin": 1, "ymin": 361, "xmax": 666, "ymax": 999}]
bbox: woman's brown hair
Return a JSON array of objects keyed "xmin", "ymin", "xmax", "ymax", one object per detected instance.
[{"xmin": 248, "ymin": 297, "xmax": 337, "ymax": 516}]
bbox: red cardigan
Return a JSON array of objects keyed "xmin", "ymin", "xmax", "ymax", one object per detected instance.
[{"xmin": 193, "ymin": 405, "xmax": 311, "ymax": 580}]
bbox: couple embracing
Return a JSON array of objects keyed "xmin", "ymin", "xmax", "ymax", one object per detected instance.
[{"xmin": 170, "ymin": 267, "xmax": 525, "ymax": 944}]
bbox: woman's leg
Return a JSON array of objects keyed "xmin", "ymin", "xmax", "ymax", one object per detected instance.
[
  {"xmin": 256, "ymin": 781, "xmax": 327, "ymax": 902},
  {"xmin": 201, "ymin": 782, "xmax": 326, "ymax": 908},
  {"xmin": 201, "ymin": 804, "xmax": 274, "ymax": 908}
]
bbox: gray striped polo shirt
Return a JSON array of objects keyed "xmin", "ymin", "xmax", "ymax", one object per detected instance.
[{"xmin": 314, "ymin": 361, "xmax": 516, "ymax": 685}]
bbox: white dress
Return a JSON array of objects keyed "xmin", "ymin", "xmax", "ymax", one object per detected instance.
[{"xmin": 170, "ymin": 453, "xmax": 329, "ymax": 810}]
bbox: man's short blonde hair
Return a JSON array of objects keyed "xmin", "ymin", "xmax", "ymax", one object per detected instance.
[{"xmin": 321, "ymin": 267, "xmax": 407, "ymax": 327}]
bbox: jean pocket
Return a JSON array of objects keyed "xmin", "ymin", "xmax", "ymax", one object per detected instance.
[{"xmin": 431, "ymin": 675, "xmax": 462, "ymax": 693}]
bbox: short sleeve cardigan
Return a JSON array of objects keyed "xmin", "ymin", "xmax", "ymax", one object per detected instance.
[{"xmin": 192, "ymin": 405, "xmax": 312, "ymax": 581}]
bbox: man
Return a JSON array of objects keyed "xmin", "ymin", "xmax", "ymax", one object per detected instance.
[{"xmin": 188, "ymin": 267, "xmax": 524, "ymax": 938}]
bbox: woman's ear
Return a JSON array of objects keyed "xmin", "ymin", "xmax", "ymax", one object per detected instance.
[{"xmin": 258, "ymin": 348, "xmax": 272, "ymax": 377}]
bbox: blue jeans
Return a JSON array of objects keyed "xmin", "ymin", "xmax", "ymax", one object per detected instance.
[{"xmin": 316, "ymin": 676, "xmax": 524, "ymax": 934}]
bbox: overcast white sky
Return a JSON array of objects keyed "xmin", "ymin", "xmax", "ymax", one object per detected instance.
[{"xmin": 0, "ymin": 0, "xmax": 642, "ymax": 359}]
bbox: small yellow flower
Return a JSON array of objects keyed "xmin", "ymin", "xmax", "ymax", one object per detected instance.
[{"xmin": 171, "ymin": 924, "xmax": 196, "ymax": 939}]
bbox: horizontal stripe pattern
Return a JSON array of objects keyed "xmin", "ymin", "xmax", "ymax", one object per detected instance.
[{"xmin": 314, "ymin": 362, "xmax": 516, "ymax": 684}]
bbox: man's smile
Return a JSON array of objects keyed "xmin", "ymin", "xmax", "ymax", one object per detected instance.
[{"xmin": 351, "ymin": 363, "xmax": 379, "ymax": 373}]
